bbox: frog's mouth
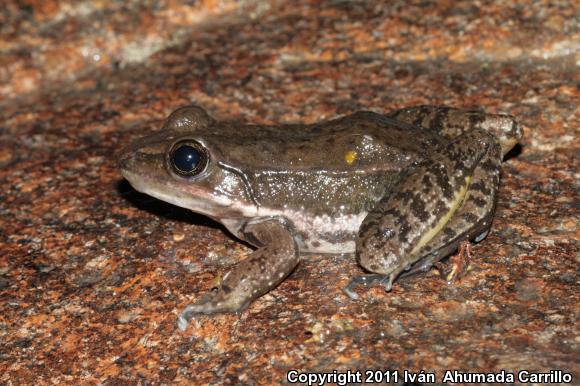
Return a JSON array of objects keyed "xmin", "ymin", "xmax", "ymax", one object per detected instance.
[{"xmin": 121, "ymin": 169, "xmax": 246, "ymax": 219}]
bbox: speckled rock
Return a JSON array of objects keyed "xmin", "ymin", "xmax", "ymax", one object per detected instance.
[{"xmin": 0, "ymin": 0, "xmax": 578, "ymax": 384}]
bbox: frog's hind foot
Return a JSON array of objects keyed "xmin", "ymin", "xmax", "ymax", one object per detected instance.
[
  {"xmin": 435, "ymin": 240, "xmax": 473, "ymax": 284},
  {"xmin": 343, "ymin": 273, "xmax": 395, "ymax": 300}
]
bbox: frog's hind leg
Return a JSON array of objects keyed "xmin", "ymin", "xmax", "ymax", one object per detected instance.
[
  {"xmin": 353, "ymin": 126, "xmax": 503, "ymax": 295},
  {"xmin": 386, "ymin": 104, "xmax": 514, "ymax": 279},
  {"xmin": 178, "ymin": 219, "xmax": 299, "ymax": 330},
  {"xmin": 387, "ymin": 105, "xmax": 485, "ymax": 139},
  {"xmin": 399, "ymin": 136, "xmax": 502, "ymax": 280}
]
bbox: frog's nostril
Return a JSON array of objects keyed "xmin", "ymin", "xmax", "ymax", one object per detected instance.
[{"xmin": 118, "ymin": 151, "xmax": 134, "ymax": 171}]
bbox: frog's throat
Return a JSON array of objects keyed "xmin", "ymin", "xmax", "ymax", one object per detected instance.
[{"xmin": 410, "ymin": 175, "xmax": 472, "ymax": 256}]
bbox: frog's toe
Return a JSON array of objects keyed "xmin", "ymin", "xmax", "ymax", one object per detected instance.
[
  {"xmin": 474, "ymin": 229, "xmax": 489, "ymax": 243},
  {"xmin": 435, "ymin": 240, "xmax": 473, "ymax": 284},
  {"xmin": 343, "ymin": 275, "xmax": 367, "ymax": 300},
  {"xmin": 178, "ymin": 305, "xmax": 198, "ymax": 331},
  {"xmin": 177, "ymin": 289, "xmax": 249, "ymax": 330},
  {"xmin": 343, "ymin": 273, "xmax": 395, "ymax": 300},
  {"xmin": 177, "ymin": 296, "xmax": 215, "ymax": 331}
]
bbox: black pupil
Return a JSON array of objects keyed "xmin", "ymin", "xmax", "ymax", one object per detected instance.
[{"xmin": 172, "ymin": 145, "xmax": 201, "ymax": 173}]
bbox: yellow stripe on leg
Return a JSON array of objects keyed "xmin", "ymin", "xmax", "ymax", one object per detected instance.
[{"xmin": 410, "ymin": 176, "xmax": 472, "ymax": 256}]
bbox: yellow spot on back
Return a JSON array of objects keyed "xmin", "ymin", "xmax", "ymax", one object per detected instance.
[{"xmin": 345, "ymin": 150, "xmax": 357, "ymax": 165}]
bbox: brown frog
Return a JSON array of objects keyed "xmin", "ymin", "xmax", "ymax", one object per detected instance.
[{"xmin": 118, "ymin": 105, "xmax": 521, "ymax": 330}]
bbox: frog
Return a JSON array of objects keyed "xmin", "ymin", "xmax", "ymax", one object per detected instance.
[{"xmin": 118, "ymin": 105, "xmax": 522, "ymax": 330}]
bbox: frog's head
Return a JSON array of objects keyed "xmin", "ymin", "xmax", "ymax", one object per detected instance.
[{"xmin": 119, "ymin": 105, "xmax": 257, "ymax": 220}]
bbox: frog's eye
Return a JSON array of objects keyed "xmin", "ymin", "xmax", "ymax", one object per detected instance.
[{"xmin": 169, "ymin": 141, "xmax": 209, "ymax": 176}]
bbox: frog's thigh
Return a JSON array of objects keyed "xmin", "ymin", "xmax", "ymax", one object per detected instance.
[
  {"xmin": 357, "ymin": 129, "xmax": 502, "ymax": 285},
  {"xmin": 388, "ymin": 105, "xmax": 480, "ymax": 137},
  {"xmin": 388, "ymin": 105, "xmax": 519, "ymax": 149},
  {"xmin": 178, "ymin": 219, "xmax": 298, "ymax": 328},
  {"xmin": 403, "ymin": 140, "xmax": 502, "ymax": 276}
]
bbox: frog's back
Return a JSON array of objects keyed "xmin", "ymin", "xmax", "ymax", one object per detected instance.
[{"xmin": 205, "ymin": 111, "xmax": 444, "ymax": 174}]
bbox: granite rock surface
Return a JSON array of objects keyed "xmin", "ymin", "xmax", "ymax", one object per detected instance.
[{"xmin": 0, "ymin": 0, "xmax": 578, "ymax": 384}]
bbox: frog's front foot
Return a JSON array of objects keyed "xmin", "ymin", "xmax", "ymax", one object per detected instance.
[
  {"xmin": 435, "ymin": 240, "xmax": 473, "ymax": 284},
  {"xmin": 177, "ymin": 218, "xmax": 299, "ymax": 331},
  {"xmin": 177, "ymin": 287, "xmax": 242, "ymax": 331},
  {"xmin": 343, "ymin": 273, "xmax": 396, "ymax": 300}
]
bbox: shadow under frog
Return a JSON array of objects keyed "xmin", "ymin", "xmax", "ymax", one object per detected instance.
[{"xmin": 118, "ymin": 105, "xmax": 522, "ymax": 330}]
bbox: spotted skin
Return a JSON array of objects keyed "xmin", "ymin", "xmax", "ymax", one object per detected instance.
[
  {"xmin": 119, "ymin": 104, "xmax": 522, "ymax": 327},
  {"xmin": 178, "ymin": 218, "xmax": 298, "ymax": 329},
  {"xmin": 356, "ymin": 106, "xmax": 513, "ymax": 289},
  {"xmin": 388, "ymin": 105, "xmax": 521, "ymax": 157}
]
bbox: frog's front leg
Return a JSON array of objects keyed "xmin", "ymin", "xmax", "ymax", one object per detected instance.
[
  {"xmin": 178, "ymin": 218, "xmax": 299, "ymax": 330},
  {"xmin": 354, "ymin": 128, "xmax": 502, "ymax": 293}
]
